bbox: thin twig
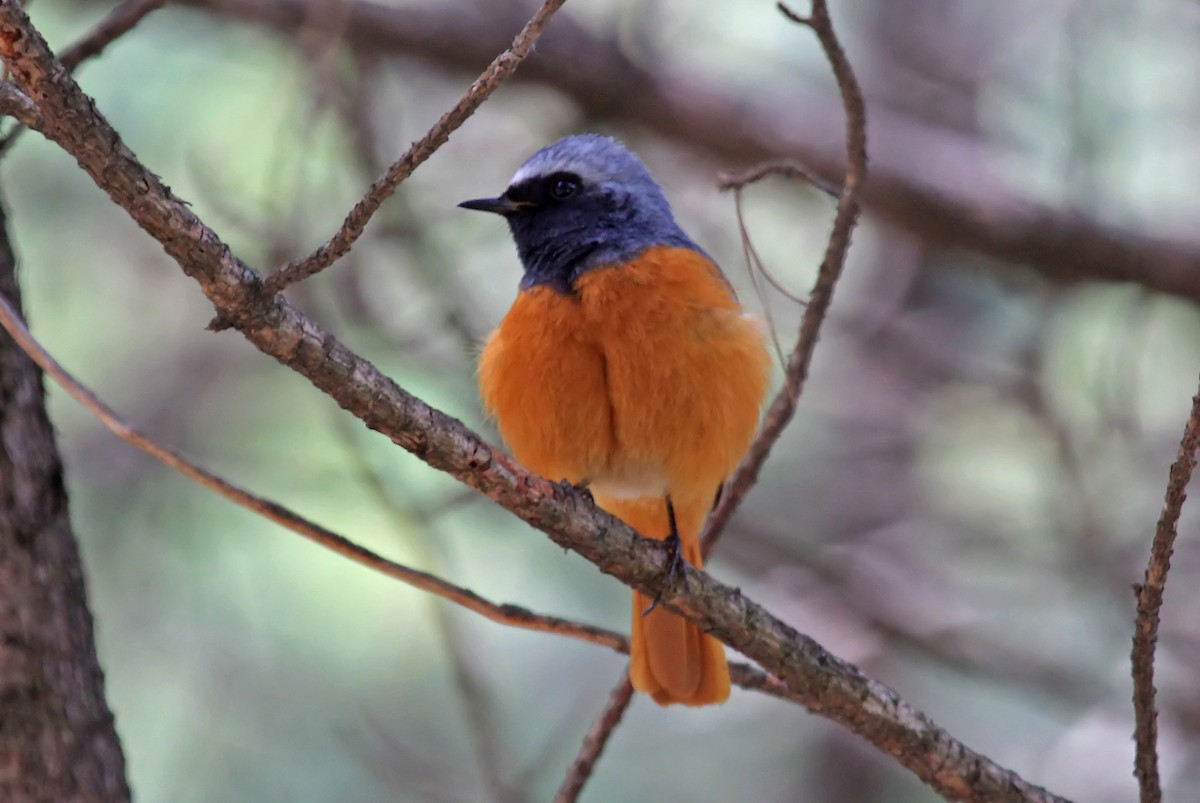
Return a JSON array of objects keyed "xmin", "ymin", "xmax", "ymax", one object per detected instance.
[
  {"xmin": 552, "ymin": 661, "xmax": 798, "ymax": 803},
  {"xmin": 718, "ymin": 158, "xmax": 839, "ymax": 197},
  {"xmin": 729, "ymin": 662, "xmax": 793, "ymax": 701},
  {"xmin": 702, "ymin": 0, "xmax": 867, "ymax": 556},
  {"xmin": 0, "ymin": 0, "xmax": 164, "ymax": 155},
  {"xmin": 732, "ymin": 188, "xmax": 788, "ymax": 369},
  {"xmin": 0, "ymin": 292, "xmax": 627, "ymax": 654},
  {"xmin": 552, "ymin": 675, "xmax": 634, "ymax": 803},
  {"xmin": 1131, "ymin": 379, "xmax": 1200, "ymax": 803},
  {"xmin": 259, "ymin": 0, "xmax": 568, "ymax": 295},
  {"xmin": 731, "ymin": 188, "xmax": 808, "ymax": 310}
]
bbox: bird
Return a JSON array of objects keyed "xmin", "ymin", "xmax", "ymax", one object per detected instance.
[{"xmin": 461, "ymin": 134, "xmax": 770, "ymax": 706}]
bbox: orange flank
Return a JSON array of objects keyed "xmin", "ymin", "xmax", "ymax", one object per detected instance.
[{"xmin": 479, "ymin": 245, "xmax": 771, "ymax": 706}]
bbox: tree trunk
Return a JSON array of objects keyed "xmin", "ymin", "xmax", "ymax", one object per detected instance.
[{"xmin": 0, "ymin": 188, "xmax": 131, "ymax": 802}]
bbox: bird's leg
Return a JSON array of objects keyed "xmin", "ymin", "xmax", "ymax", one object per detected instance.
[
  {"xmin": 643, "ymin": 494, "xmax": 686, "ymax": 615},
  {"xmin": 711, "ymin": 482, "xmax": 724, "ymax": 512}
]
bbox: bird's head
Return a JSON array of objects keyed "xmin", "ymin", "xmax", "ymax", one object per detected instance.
[{"xmin": 459, "ymin": 134, "xmax": 699, "ymax": 292}]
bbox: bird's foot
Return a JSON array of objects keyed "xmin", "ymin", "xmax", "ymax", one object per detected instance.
[
  {"xmin": 643, "ymin": 496, "xmax": 686, "ymax": 615},
  {"xmin": 642, "ymin": 532, "xmax": 686, "ymax": 615},
  {"xmin": 556, "ymin": 478, "xmax": 593, "ymax": 508}
]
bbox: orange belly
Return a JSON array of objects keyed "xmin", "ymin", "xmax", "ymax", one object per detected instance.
[{"xmin": 479, "ymin": 245, "xmax": 770, "ymax": 508}]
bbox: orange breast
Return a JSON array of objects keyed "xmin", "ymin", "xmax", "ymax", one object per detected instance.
[{"xmin": 479, "ymin": 246, "xmax": 771, "ymax": 504}]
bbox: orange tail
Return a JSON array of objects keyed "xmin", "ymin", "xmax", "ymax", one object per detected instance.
[{"xmin": 596, "ymin": 494, "xmax": 730, "ymax": 706}]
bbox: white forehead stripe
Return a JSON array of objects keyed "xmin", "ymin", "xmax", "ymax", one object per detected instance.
[
  {"xmin": 509, "ymin": 162, "xmax": 543, "ymax": 186},
  {"xmin": 508, "ymin": 134, "xmax": 640, "ymax": 188},
  {"xmin": 510, "ymin": 157, "xmax": 600, "ymax": 187}
]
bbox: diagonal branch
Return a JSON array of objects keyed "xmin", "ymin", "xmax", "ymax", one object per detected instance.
[
  {"xmin": 1131, "ymin": 378, "xmax": 1200, "ymax": 803},
  {"xmin": 258, "ymin": 0, "xmax": 568, "ymax": 295},
  {"xmin": 552, "ymin": 674, "xmax": 634, "ymax": 803},
  {"xmin": 0, "ymin": 4, "xmax": 1066, "ymax": 800},
  {"xmin": 703, "ymin": 0, "xmax": 867, "ymax": 554},
  {"xmin": 0, "ymin": 291, "xmax": 628, "ymax": 652}
]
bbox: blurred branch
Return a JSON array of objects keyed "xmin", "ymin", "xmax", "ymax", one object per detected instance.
[
  {"xmin": 703, "ymin": 0, "xmax": 867, "ymax": 554},
  {"xmin": 332, "ymin": 57, "xmax": 485, "ymax": 358},
  {"xmin": 326, "ymin": 411, "xmax": 517, "ymax": 803},
  {"xmin": 0, "ymin": 290, "xmax": 628, "ymax": 654},
  {"xmin": 0, "ymin": 80, "xmax": 41, "ymax": 129},
  {"xmin": 59, "ymin": 0, "xmax": 165, "ymax": 69},
  {"xmin": 731, "ymin": 188, "xmax": 789, "ymax": 367},
  {"xmin": 1132, "ymin": 379, "xmax": 1200, "ymax": 803},
  {"xmin": 0, "ymin": 5, "xmax": 1066, "ymax": 801},
  {"xmin": 552, "ymin": 675, "xmax": 634, "ymax": 803},
  {"xmin": 731, "ymin": 519, "xmax": 1108, "ymax": 706},
  {"xmin": 258, "ymin": 0, "xmax": 568, "ymax": 295},
  {"xmin": 175, "ymin": 0, "xmax": 1200, "ymax": 307}
]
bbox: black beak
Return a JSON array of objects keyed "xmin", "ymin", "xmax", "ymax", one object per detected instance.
[{"xmin": 458, "ymin": 196, "xmax": 526, "ymax": 216}]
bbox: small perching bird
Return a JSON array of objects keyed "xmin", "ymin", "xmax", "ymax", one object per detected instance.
[{"xmin": 462, "ymin": 134, "xmax": 770, "ymax": 706}]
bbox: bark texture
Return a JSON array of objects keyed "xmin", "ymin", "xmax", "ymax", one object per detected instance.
[{"xmin": 0, "ymin": 191, "xmax": 131, "ymax": 802}]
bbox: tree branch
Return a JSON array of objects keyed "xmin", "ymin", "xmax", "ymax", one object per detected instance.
[
  {"xmin": 0, "ymin": 4, "xmax": 1065, "ymax": 800},
  {"xmin": 552, "ymin": 674, "xmax": 634, "ymax": 803},
  {"xmin": 0, "ymin": 80, "xmax": 43, "ymax": 130},
  {"xmin": 1131, "ymin": 379, "xmax": 1200, "ymax": 803},
  {"xmin": 172, "ymin": 0, "xmax": 1200, "ymax": 309},
  {"xmin": 257, "ymin": 0, "xmax": 568, "ymax": 295},
  {"xmin": 58, "ymin": 0, "xmax": 166, "ymax": 70},
  {"xmin": 703, "ymin": 0, "xmax": 867, "ymax": 553},
  {"xmin": 0, "ymin": 290, "xmax": 632, "ymax": 652}
]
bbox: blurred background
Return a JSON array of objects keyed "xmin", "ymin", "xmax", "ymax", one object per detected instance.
[{"xmin": 8, "ymin": 0, "xmax": 1200, "ymax": 800}]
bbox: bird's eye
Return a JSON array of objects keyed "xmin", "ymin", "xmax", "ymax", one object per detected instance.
[{"xmin": 550, "ymin": 176, "xmax": 580, "ymax": 200}]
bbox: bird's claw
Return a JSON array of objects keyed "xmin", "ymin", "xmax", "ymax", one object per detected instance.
[
  {"xmin": 557, "ymin": 478, "xmax": 593, "ymax": 507},
  {"xmin": 642, "ymin": 532, "xmax": 686, "ymax": 616}
]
